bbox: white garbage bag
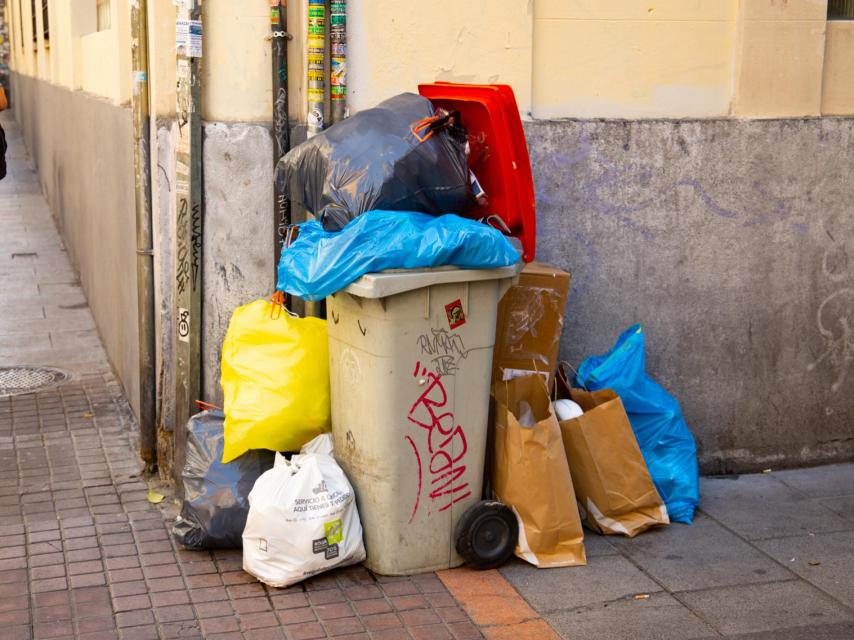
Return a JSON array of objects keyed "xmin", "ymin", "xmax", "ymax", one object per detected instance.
[{"xmin": 242, "ymin": 434, "xmax": 366, "ymax": 587}]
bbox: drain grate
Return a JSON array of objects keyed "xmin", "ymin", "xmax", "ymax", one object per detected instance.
[{"xmin": 0, "ymin": 366, "xmax": 71, "ymax": 397}]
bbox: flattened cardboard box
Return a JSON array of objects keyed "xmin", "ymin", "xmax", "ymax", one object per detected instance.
[{"xmin": 492, "ymin": 262, "xmax": 570, "ymax": 389}]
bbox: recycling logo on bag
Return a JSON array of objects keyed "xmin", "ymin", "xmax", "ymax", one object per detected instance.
[
  {"xmin": 312, "ymin": 519, "xmax": 343, "ymax": 560},
  {"xmin": 313, "ymin": 481, "xmax": 328, "ymax": 495},
  {"xmin": 324, "ymin": 519, "xmax": 343, "ymax": 545},
  {"xmin": 241, "ymin": 435, "xmax": 367, "ymax": 587}
]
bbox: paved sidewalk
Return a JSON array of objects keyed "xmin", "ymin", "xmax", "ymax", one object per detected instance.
[
  {"xmin": 500, "ymin": 466, "xmax": 854, "ymax": 639},
  {"xmin": 3, "ymin": 111, "xmax": 854, "ymax": 640}
]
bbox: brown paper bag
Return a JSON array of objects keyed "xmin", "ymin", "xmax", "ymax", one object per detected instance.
[
  {"xmin": 556, "ymin": 365, "xmax": 668, "ymax": 537},
  {"xmin": 492, "ymin": 375, "xmax": 586, "ymax": 568}
]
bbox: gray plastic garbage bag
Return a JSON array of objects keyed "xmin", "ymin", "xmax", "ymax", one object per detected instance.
[
  {"xmin": 275, "ymin": 92, "xmax": 475, "ymax": 231},
  {"xmin": 172, "ymin": 410, "xmax": 275, "ymax": 549}
]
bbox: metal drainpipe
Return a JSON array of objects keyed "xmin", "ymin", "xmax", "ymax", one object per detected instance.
[
  {"xmin": 271, "ymin": 1, "xmax": 291, "ymax": 291},
  {"xmin": 131, "ymin": 0, "xmax": 156, "ymax": 467}
]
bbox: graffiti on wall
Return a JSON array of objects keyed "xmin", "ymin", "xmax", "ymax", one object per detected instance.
[
  {"xmin": 536, "ymin": 127, "xmax": 854, "ymax": 397},
  {"xmin": 542, "ymin": 132, "xmax": 801, "ymax": 242},
  {"xmin": 807, "ymin": 224, "xmax": 854, "ymax": 393}
]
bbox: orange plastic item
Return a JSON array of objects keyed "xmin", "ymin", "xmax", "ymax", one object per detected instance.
[{"xmin": 418, "ymin": 82, "xmax": 536, "ymax": 262}]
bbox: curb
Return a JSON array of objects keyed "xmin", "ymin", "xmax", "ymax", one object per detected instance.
[{"xmin": 437, "ymin": 567, "xmax": 561, "ymax": 639}]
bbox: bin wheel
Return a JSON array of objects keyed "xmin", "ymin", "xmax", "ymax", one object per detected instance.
[{"xmin": 454, "ymin": 501, "xmax": 518, "ymax": 570}]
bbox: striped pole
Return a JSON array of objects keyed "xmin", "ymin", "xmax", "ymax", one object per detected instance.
[
  {"xmin": 307, "ymin": 0, "xmax": 326, "ymax": 137},
  {"xmin": 330, "ymin": 0, "xmax": 346, "ymax": 124}
]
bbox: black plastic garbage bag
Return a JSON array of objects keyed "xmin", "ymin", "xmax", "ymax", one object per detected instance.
[
  {"xmin": 172, "ymin": 410, "xmax": 275, "ymax": 549},
  {"xmin": 276, "ymin": 92, "xmax": 475, "ymax": 231}
]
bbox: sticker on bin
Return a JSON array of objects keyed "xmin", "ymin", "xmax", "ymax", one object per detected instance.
[{"xmin": 445, "ymin": 299, "xmax": 466, "ymax": 329}]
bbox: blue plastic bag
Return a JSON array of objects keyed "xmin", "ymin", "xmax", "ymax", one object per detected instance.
[
  {"xmin": 277, "ymin": 210, "xmax": 521, "ymax": 301},
  {"xmin": 576, "ymin": 325, "xmax": 699, "ymax": 523}
]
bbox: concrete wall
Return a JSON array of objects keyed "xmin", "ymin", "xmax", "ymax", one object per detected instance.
[
  {"xmin": 199, "ymin": 123, "xmax": 277, "ymax": 405},
  {"xmin": 527, "ymin": 117, "xmax": 854, "ymax": 473},
  {"xmin": 12, "ymin": 72, "xmax": 140, "ymax": 417},
  {"xmin": 153, "ymin": 119, "xmax": 278, "ymax": 475}
]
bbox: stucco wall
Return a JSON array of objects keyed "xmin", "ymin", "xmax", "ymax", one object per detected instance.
[
  {"xmin": 822, "ymin": 20, "xmax": 854, "ymax": 115},
  {"xmin": 12, "ymin": 72, "xmax": 140, "ymax": 417},
  {"xmin": 347, "ymin": 0, "xmax": 533, "ymax": 115},
  {"xmin": 149, "ymin": 0, "xmax": 307, "ymax": 121},
  {"xmin": 8, "ymin": 0, "xmax": 854, "ymax": 124},
  {"xmin": 732, "ymin": 0, "xmax": 827, "ymax": 118},
  {"xmin": 527, "ymin": 116, "xmax": 854, "ymax": 473},
  {"xmin": 532, "ymin": 1, "xmax": 738, "ymax": 118}
]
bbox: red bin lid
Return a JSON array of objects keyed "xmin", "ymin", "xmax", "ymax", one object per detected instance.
[{"xmin": 418, "ymin": 82, "xmax": 536, "ymax": 262}]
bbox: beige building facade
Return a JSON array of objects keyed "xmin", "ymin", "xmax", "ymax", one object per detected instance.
[{"xmin": 6, "ymin": 1, "xmax": 854, "ymax": 121}]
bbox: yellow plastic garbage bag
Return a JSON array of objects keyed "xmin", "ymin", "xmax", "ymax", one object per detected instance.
[{"xmin": 221, "ymin": 298, "xmax": 330, "ymax": 463}]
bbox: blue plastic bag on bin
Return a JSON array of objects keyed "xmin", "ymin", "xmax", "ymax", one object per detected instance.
[
  {"xmin": 576, "ymin": 325, "xmax": 699, "ymax": 524},
  {"xmin": 277, "ymin": 210, "xmax": 521, "ymax": 301}
]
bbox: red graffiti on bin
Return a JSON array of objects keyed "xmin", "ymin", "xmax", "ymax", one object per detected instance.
[{"xmin": 406, "ymin": 361, "xmax": 471, "ymax": 522}]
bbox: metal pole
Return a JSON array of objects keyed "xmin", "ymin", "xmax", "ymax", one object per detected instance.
[
  {"xmin": 173, "ymin": 0, "xmax": 204, "ymax": 485},
  {"xmin": 330, "ymin": 0, "xmax": 346, "ymax": 124},
  {"xmin": 306, "ymin": 0, "xmax": 325, "ymax": 137},
  {"xmin": 131, "ymin": 0, "xmax": 156, "ymax": 467},
  {"xmin": 271, "ymin": 0, "xmax": 291, "ymax": 278},
  {"xmin": 304, "ymin": 0, "xmax": 326, "ymax": 317}
]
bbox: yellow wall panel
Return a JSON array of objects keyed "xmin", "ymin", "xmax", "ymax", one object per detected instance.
[
  {"xmin": 822, "ymin": 21, "xmax": 854, "ymax": 115},
  {"xmin": 149, "ymin": 0, "xmax": 177, "ymax": 117},
  {"xmin": 2, "ymin": 0, "xmax": 844, "ymax": 121},
  {"xmin": 536, "ymin": 0, "xmax": 736, "ymax": 22},
  {"xmin": 733, "ymin": 19, "xmax": 826, "ymax": 117},
  {"xmin": 532, "ymin": 18, "xmax": 736, "ymax": 118},
  {"xmin": 741, "ymin": 0, "xmax": 827, "ymax": 22},
  {"xmin": 198, "ymin": 0, "xmax": 305, "ymax": 122},
  {"xmin": 113, "ymin": 0, "xmax": 132, "ymax": 104},
  {"xmin": 201, "ymin": 0, "xmax": 271, "ymax": 122},
  {"xmin": 49, "ymin": 0, "xmax": 72, "ymax": 88},
  {"xmin": 80, "ymin": 29, "xmax": 121, "ymax": 104},
  {"xmin": 347, "ymin": 0, "xmax": 533, "ymax": 115}
]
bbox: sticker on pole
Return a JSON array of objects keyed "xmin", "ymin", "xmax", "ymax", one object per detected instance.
[
  {"xmin": 176, "ymin": 19, "xmax": 203, "ymax": 58},
  {"xmin": 177, "ymin": 307, "xmax": 191, "ymax": 343},
  {"xmin": 445, "ymin": 299, "xmax": 466, "ymax": 330}
]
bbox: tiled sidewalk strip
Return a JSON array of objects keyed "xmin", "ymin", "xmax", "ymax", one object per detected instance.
[{"xmin": 437, "ymin": 568, "xmax": 560, "ymax": 640}]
